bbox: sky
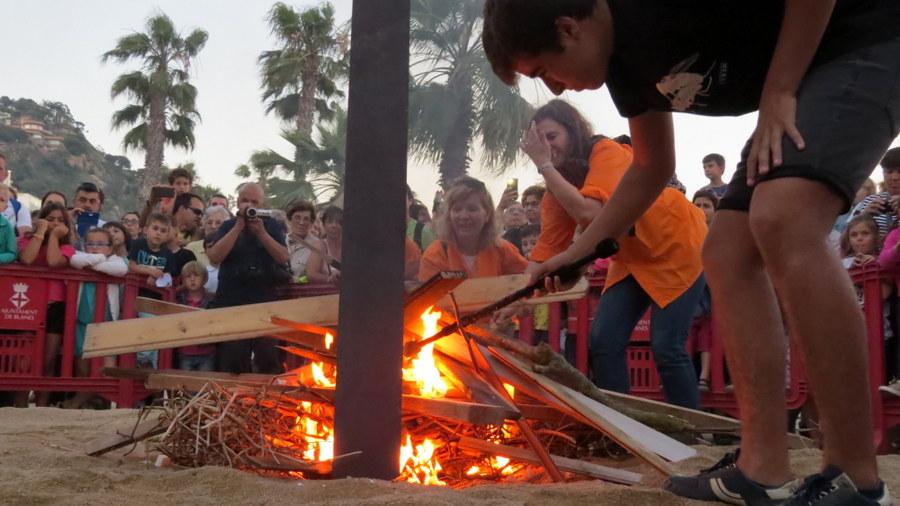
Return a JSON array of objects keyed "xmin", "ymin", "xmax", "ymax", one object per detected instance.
[{"xmin": 2, "ymin": 1, "xmax": 896, "ymax": 209}]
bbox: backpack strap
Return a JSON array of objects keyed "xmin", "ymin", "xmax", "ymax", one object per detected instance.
[{"xmin": 414, "ymin": 221, "xmax": 425, "ymax": 250}]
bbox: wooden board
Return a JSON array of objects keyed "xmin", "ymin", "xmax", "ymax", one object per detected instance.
[
  {"xmin": 488, "ymin": 348, "xmax": 687, "ymax": 476},
  {"xmin": 84, "ymin": 294, "xmax": 341, "ymax": 357},
  {"xmin": 437, "ymin": 354, "xmax": 518, "ymax": 414},
  {"xmin": 457, "ymin": 436, "xmax": 643, "ymax": 485},
  {"xmin": 85, "ymin": 417, "xmax": 166, "ymax": 456},
  {"xmin": 404, "ymin": 271, "xmax": 467, "ymax": 332},
  {"xmin": 438, "ymin": 274, "xmax": 589, "ymax": 314},
  {"xmin": 135, "ymin": 297, "xmax": 201, "ymax": 315},
  {"xmin": 402, "ymin": 396, "xmax": 520, "ymax": 425}
]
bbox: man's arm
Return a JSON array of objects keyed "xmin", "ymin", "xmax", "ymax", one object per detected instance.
[
  {"xmin": 254, "ymin": 222, "xmax": 289, "ymax": 265},
  {"xmin": 206, "ymin": 219, "xmax": 242, "ymax": 265},
  {"xmin": 748, "ymin": 0, "xmax": 836, "ymax": 180}
]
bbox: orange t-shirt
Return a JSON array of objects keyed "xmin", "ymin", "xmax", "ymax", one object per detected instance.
[
  {"xmin": 530, "ymin": 138, "xmax": 706, "ymax": 308},
  {"xmin": 418, "ymin": 239, "xmax": 528, "ymax": 282}
]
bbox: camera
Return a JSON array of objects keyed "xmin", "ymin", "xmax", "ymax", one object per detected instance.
[{"xmin": 245, "ymin": 207, "xmax": 274, "ymax": 218}]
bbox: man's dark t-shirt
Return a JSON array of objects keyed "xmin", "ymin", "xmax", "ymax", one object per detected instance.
[
  {"xmin": 214, "ymin": 216, "xmax": 288, "ymax": 307},
  {"xmin": 170, "ymin": 248, "xmax": 197, "ymax": 278},
  {"xmin": 604, "ymin": 0, "xmax": 900, "ymax": 118}
]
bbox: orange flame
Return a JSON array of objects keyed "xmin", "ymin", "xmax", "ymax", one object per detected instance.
[
  {"xmin": 399, "ymin": 434, "xmax": 445, "ymax": 485},
  {"xmin": 293, "ymin": 402, "xmax": 334, "ymax": 462},
  {"xmin": 324, "ymin": 332, "xmax": 334, "ymax": 350},
  {"xmin": 402, "ymin": 307, "xmax": 448, "ymax": 399}
]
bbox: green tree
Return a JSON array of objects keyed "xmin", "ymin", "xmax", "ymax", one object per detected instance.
[
  {"xmin": 259, "ymin": 1, "xmax": 349, "ymax": 160},
  {"xmin": 236, "ymin": 108, "xmax": 347, "ymax": 208},
  {"xmin": 408, "ymin": 0, "xmax": 533, "ymax": 189},
  {"xmin": 102, "ymin": 13, "xmax": 208, "ymax": 199}
]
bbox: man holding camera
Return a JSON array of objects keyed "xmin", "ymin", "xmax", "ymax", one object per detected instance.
[
  {"xmin": 207, "ymin": 182, "xmax": 290, "ymax": 374},
  {"xmin": 852, "ymin": 148, "xmax": 900, "ymax": 236}
]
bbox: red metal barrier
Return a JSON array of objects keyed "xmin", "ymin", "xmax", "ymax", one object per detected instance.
[{"xmin": 0, "ymin": 264, "xmax": 175, "ymax": 407}]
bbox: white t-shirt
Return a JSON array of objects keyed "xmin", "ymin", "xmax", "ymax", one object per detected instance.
[{"xmin": 2, "ymin": 198, "xmax": 31, "ymax": 230}]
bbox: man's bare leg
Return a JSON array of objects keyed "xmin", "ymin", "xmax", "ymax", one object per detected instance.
[
  {"xmin": 748, "ymin": 177, "xmax": 878, "ymax": 489},
  {"xmin": 703, "ymin": 210, "xmax": 793, "ymax": 486}
]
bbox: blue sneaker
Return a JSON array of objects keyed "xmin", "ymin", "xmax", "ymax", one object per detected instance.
[
  {"xmin": 664, "ymin": 450, "xmax": 798, "ymax": 505},
  {"xmin": 782, "ymin": 466, "xmax": 892, "ymax": 505}
]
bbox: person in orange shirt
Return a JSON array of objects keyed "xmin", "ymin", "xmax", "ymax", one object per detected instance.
[
  {"xmin": 521, "ymin": 100, "xmax": 706, "ymax": 409},
  {"xmin": 419, "ymin": 177, "xmax": 528, "ymax": 281}
]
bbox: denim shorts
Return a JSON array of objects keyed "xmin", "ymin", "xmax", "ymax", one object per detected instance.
[{"xmin": 720, "ymin": 36, "xmax": 900, "ymax": 211}]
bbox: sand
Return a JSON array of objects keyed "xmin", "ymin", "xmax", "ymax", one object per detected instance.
[{"xmin": 2, "ymin": 407, "xmax": 900, "ymax": 506}]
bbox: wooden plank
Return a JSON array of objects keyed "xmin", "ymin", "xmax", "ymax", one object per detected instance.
[
  {"xmin": 490, "ymin": 348, "xmax": 691, "ymax": 475},
  {"xmin": 457, "ymin": 436, "xmax": 643, "ymax": 485},
  {"xmin": 437, "ymin": 354, "xmax": 518, "ymax": 414},
  {"xmin": 135, "ymin": 297, "xmax": 200, "ymax": 315},
  {"xmin": 437, "ymin": 274, "xmax": 589, "ymax": 314},
  {"xmin": 403, "ymin": 396, "xmax": 520, "ymax": 425},
  {"xmin": 600, "ymin": 389, "xmax": 741, "ymax": 433},
  {"xmin": 84, "ymin": 294, "xmax": 341, "ymax": 357},
  {"xmin": 270, "ymin": 316, "xmax": 335, "ymax": 337},
  {"xmin": 243, "ymin": 455, "xmax": 331, "ymax": 475},
  {"xmin": 404, "ymin": 271, "xmax": 467, "ymax": 331},
  {"xmin": 85, "ymin": 417, "xmax": 166, "ymax": 456},
  {"xmin": 281, "ymin": 346, "xmax": 337, "ymax": 365}
]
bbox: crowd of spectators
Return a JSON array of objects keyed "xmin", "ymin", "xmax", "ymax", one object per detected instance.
[{"xmin": 1, "ymin": 131, "xmax": 898, "ymax": 409}]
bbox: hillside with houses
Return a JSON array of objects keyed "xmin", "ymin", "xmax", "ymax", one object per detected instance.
[{"xmin": 0, "ymin": 97, "xmax": 142, "ymax": 216}]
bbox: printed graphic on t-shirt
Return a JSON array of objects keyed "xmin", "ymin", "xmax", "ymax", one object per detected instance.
[
  {"xmin": 135, "ymin": 249, "xmax": 168, "ymax": 269},
  {"xmin": 655, "ymin": 53, "xmax": 715, "ymax": 111}
]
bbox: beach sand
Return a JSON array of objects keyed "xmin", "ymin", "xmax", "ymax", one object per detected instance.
[{"xmin": 2, "ymin": 407, "xmax": 899, "ymax": 505}]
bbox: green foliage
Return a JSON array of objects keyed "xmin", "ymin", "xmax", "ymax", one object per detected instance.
[
  {"xmin": 63, "ymin": 134, "xmax": 88, "ymax": 156},
  {"xmin": 0, "ymin": 125, "xmax": 29, "ymax": 144},
  {"xmin": 259, "ymin": 1, "xmax": 349, "ymax": 143},
  {"xmin": 102, "ymin": 12, "xmax": 208, "ymax": 197},
  {"xmin": 408, "ymin": 0, "xmax": 534, "ymax": 188},
  {"xmin": 0, "ymin": 97, "xmax": 142, "ymax": 216}
]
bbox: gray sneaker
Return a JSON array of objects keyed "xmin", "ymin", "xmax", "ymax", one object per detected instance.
[
  {"xmin": 782, "ymin": 466, "xmax": 892, "ymax": 505},
  {"xmin": 664, "ymin": 450, "xmax": 798, "ymax": 505}
]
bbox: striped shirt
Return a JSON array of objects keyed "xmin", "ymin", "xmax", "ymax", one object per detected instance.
[{"xmin": 851, "ymin": 192, "xmax": 896, "ymax": 236}]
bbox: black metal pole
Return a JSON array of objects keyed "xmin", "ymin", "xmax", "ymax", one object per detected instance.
[{"xmin": 333, "ymin": 0, "xmax": 410, "ymax": 480}]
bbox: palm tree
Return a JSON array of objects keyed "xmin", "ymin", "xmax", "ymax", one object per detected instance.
[
  {"xmin": 259, "ymin": 1, "xmax": 349, "ymax": 160},
  {"xmin": 102, "ymin": 13, "xmax": 208, "ymax": 199},
  {"xmin": 408, "ymin": 0, "xmax": 533, "ymax": 189},
  {"xmin": 235, "ymin": 108, "xmax": 347, "ymax": 208}
]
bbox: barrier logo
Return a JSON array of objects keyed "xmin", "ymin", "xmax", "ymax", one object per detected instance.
[{"xmin": 10, "ymin": 282, "xmax": 29, "ymax": 309}]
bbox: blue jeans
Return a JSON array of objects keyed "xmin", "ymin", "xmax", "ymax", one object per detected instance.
[
  {"xmin": 178, "ymin": 353, "xmax": 216, "ymax": 372},
  {"xmin": 590, "ymin": 274, "xmax": 705, "ymax": 409}
]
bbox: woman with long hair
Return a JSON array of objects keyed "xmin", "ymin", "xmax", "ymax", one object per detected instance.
[
  {"xmin": 419, "ymin": 176, "xmax": 527, "ymax": 281},
  {"xmin": 520, "ymin": 100, "xmax": 707, "ymax": 409}
]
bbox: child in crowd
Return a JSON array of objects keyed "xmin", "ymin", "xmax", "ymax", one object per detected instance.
[
  {"xmin": 102, "ymin": 221, "xmax": 131, "ymax": 259},
  {"xmin": 841, "ymin": 216, "xmax": 893, "ymax": 358},
  {"xmin": 65, "ymin": 227, "xmax": 128, "ymax": 408},
  {"xmin": 128, "ymin": 213, "xmax": 173, "ymax": 287},
  {"xmin": 520, "ymin": 223, "xmax": 550, "ymax": 345},
  {"xmin": 0, "ymin": 184, "xmax": 19, "ymax": 263},
  {"xmin": 17, "ymin": 202, "xmax": 75, "ymax": 406},
  {"xmin": 128, "ymin": 213, "xmax": 173, "ymax": 369},
  {"xmin": 175, "ymin": 261, "xmax": 215, "ymax": 371},
  {"xmin": 690, "ymin": 190, "xmax": 719, "ymax": 391}
]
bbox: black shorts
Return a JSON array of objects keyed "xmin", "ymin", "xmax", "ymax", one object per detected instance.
[
  {"xmin": 46, "ymin": 301, "xmax": 66, "ymax": 334},
  {"xmin": 720, "ymin": 36, "xmax": 900, "ymax": 212}
]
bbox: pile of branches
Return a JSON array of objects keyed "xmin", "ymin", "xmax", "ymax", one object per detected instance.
[{"xmin": 156, "ymin": 382, "xmax": 331, "ymax": 475}]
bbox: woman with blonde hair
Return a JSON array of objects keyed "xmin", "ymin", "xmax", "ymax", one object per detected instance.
[{"xmin": 418, "ymin": 176, "xmax": 527, "ymax": 281}]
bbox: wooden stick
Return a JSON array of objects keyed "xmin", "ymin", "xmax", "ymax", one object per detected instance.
[
  {"xmin": 85, "ymin": 416, "xmax": 166, "ymax": 456},
  {"xmin": 457, "ymin": 436, "xmax": 643, "ymax": 485},
  {"xmin": 402, "ymin": 396, "xmax": 519, "ymax": 426}
]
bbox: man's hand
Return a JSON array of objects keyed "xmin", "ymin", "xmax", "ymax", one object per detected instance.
[
  {"xmin": 490, "ymin": 304, "xmax": 531, "ymax": 326},
  {"xmin": 146, "ymin": 267, "xmax": 164, "ymax": 280},
  {"xmin": 746, "ymin": 90, "xmax": 805, "ymax": 186},
  {"xmin": 864, "ymin": 197, "xmax": 888, "ymax": 216},
  {"xmin": 67, "ymin": 207, "xmax": 84, "ymax": 223},
  {"xmin": 246, "ymin": 217, "xmax": 265, "ymax": 237},
  {"xmin": 528, "ymin": 250, "xmax": 578, "ymax": 296}
]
